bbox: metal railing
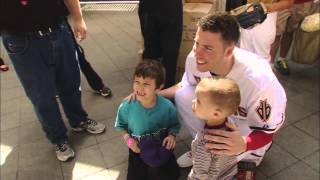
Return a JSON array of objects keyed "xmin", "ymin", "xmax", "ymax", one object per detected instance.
[{"xmin": 80, "ymin": 0, "xmax": 139, "ymax": 4}]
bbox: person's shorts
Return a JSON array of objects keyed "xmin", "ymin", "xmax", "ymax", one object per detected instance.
[{"xmin": 276, "ymin": 1, "xmax": 316, "ymax": 35}]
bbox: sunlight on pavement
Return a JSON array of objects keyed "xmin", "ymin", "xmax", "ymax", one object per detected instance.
[
  {"xmin": 0, "ymin": 144, "xmax": 13, "ymax": 166},
  {"xmin": 107, "ymin": 168, "xmax": 121, "ymax": 179},
  {"xmin": 72, "ymin": 161, "xmax": 105, "ymax": 179}
]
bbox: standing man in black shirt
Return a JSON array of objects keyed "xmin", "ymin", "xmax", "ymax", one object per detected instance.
[{"xmin": 0, "ymin": 0, "xmax": 105, "ymax": 162}]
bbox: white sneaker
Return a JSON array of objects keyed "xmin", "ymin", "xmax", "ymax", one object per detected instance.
[
  {"xmin": 177, "ymin": 151, "xmax": 193, "ymax": 168},
  {"xmin": 72, "ymin": 118, "xmax": 106, "ymax": 134},
  {"xmin": 55, "ymin": 141, "xmax": 75, "ymax": 162}
]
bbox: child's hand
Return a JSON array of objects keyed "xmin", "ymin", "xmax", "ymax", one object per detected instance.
[
  {"xmin": 162, "ymin": 134, "xmax": 176, "ymax": 150},
  {"xmin": 130, "ymin": 140, "xmax": 141, "ymax": 153},
  {"xmin": 125, "ymin": 135, "xmax": 141, "ymax": 153}
]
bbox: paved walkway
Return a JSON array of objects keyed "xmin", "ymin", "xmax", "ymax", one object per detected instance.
[{"xmin": 1, "ymin": 5, "xmax": 319, "ymax": 180}]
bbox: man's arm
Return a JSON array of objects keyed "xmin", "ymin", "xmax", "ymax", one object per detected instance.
[
  {"xmin": 158, "ymin": 82, "xmax": 182, "ymax": 99},
  {"xmin": 203, "ymin": 122, "xmax": 273, "ymax": 155},
  {"xmin": 265, "ymin": 0, "xmax": 294, "ymax": 12},
  {"xmin": 246, "ymin": 130, "xmax": 273, "ymax": 150},
  {"xmin": 204, "ymin": 81, "xmax": 286, "ymax": 155},
  {"xmin": 64, "ymin": 0, "xmax": 87, "ymax": 41}
]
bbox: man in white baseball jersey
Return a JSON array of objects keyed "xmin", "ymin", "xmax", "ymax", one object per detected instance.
[
  {"xmin": 159, "ymin": 13, "xmax": 287, "ymax": 170},
  {"xmin": 239, "ymin": 0, "xmax": 294, "ymax": 62}
]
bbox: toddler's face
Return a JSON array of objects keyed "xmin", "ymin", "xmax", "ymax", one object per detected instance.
[
  {"xmin": 133, "ymin": 76, "xmax": 158, "ymax": 101},
  {"xmin": 192, "ymin": 91, "xmax": 215, "ymax": 121}
]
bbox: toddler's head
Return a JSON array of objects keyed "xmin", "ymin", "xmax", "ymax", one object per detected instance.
[{"xmin": 192, "ymin": 77, "xmax": 240, "ymax": 124}]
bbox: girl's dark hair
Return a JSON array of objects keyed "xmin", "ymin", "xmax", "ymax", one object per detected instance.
[
  {"xmin": 197, "ymin": 13, "xmax": 240, "ymax": 44},
  {"xmin": 134, "ymin": 59, "xmax": 165, "ymax": 88}
]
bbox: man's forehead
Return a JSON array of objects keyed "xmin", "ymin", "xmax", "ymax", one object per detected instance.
[{"xmin": 196, "ymin": 28, "xmax": 222, "ymax": 42}]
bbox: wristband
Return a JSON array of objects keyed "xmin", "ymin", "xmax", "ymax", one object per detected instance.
[
  {"xmin": 169, "ymin": 132, "xmax": 176, "ymax": 137},
  {"xmin": 123, "ymin": 134, "xmax": 130, "ymax": 141},
  {"xmin": 126, "ymin": 137, "xmax": 135, "ymax": 147}
]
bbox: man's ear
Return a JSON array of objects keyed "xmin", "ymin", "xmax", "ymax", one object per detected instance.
[{"xmin": 224, "ymin": 43, "xmax": 235, "ymax": 59}]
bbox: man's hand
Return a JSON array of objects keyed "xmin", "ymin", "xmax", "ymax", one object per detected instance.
[
  {"xmin": 63, "ymin": 0, "xmax": 87, "ymax": 41},
  {"xmin": 204, "ymin": 122, "xmax": 246, "ymax": 155},
  {"xmin": 72, "ymin": 18, "xmax": 87, "ymax": 41},
  {"xmin": 123, "ymin": 92, "xmax": 137, "ymax": 102},
  {"xmin": 130, "ymin": 139, "xmax": 141, "ymax": 153},
  {"xmin": 162, "ymin": 134, "xmax": 176, "ymax": 150}
]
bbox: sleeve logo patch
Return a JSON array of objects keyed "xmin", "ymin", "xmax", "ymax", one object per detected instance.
[{"xmin": 256, "ymin": 99, "xmax": 271, "ymax": 122}]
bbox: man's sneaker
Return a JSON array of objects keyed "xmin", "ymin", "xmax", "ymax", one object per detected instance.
[
  {"xmin": 96, "ymin": 86, "xmax": 112, "ymax": 97},
  {"xmin": 235, "ymin": 161, "xmax": 257, "ymax": 180},
  {"xmin": 72, "ymin": 118, "xmax": 106, "ymax": 134},
  {"xmin": 55, "ymin": 141, "xmax": 75, "ymax": 162},
  {"xmin": 274, "ymin": 58, "xmax": 290, "ymax": 75},
  {"xmin": 177, "ymin": 151, "xmax": 193, "ymax": 168}
]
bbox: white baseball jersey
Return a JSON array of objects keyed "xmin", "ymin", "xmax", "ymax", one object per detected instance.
[
  {"xmin": 175, "ymin": 47, "xmax": 287, "ymax": 165},
  {"xmin": 239, "ymin": 12, "xmax": 277, "ymax": 62}
]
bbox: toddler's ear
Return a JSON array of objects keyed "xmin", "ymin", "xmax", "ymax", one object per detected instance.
[{"xmin": 212, "ymin": 108, "xmax": 223, "ymax": 119}]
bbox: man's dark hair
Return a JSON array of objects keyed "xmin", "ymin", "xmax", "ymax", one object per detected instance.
[
  {"xmin": 197, "ymin": 13, "xmax": 240, "ymax": 44},
  {"xmin": 134, "ymin": 59, "xmax": 165, "ymax": 89}
]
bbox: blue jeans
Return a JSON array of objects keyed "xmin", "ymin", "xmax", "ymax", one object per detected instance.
[{"xmin": 2, "ymin": 22, "xmax": 88, "ymax": 144}]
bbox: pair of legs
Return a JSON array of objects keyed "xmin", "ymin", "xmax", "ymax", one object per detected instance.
[
  {"xmin": 77, "ymin": 45, "xmax": 112, "ymax": 97},
  {"xmin": 2, "ymin": 21, "xmax": 91, "ymax": 144},
  {"xmin": 65, "ymin": 22, "xmax": 112, "ymax": 97},
  {"xmin": 127, "ymin": 149, "xmax": 180, "ymax": 180},
  {"xmin": 138, "ymin": 0, "xmax": 182, "ymax": 88},
  {"xmin": 270, "ymin": 25, "xmax": 294, "ymax": 75},
  {"xmin": 270, "ymin": 31, "xmax": 293, "ymax": 64},
  {"xmin": 270, "ymin": 2, "xmax": 316, "ymax": 75},
  {"xmin": 270, "ymin": 7, "xmax": 296, "ymax": 64},
  {"xmin": 270, "ymin": 8, "xmax": 298, "ymax": 75}
]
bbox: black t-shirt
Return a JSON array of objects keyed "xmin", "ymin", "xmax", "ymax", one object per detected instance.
[
  {"xmin": 0, "ymin": 0, "xmax": 69, "ymax": 33},
  {"xmin": 139, "ymin": 0, "xmax": 182, "ymax": 16}
]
